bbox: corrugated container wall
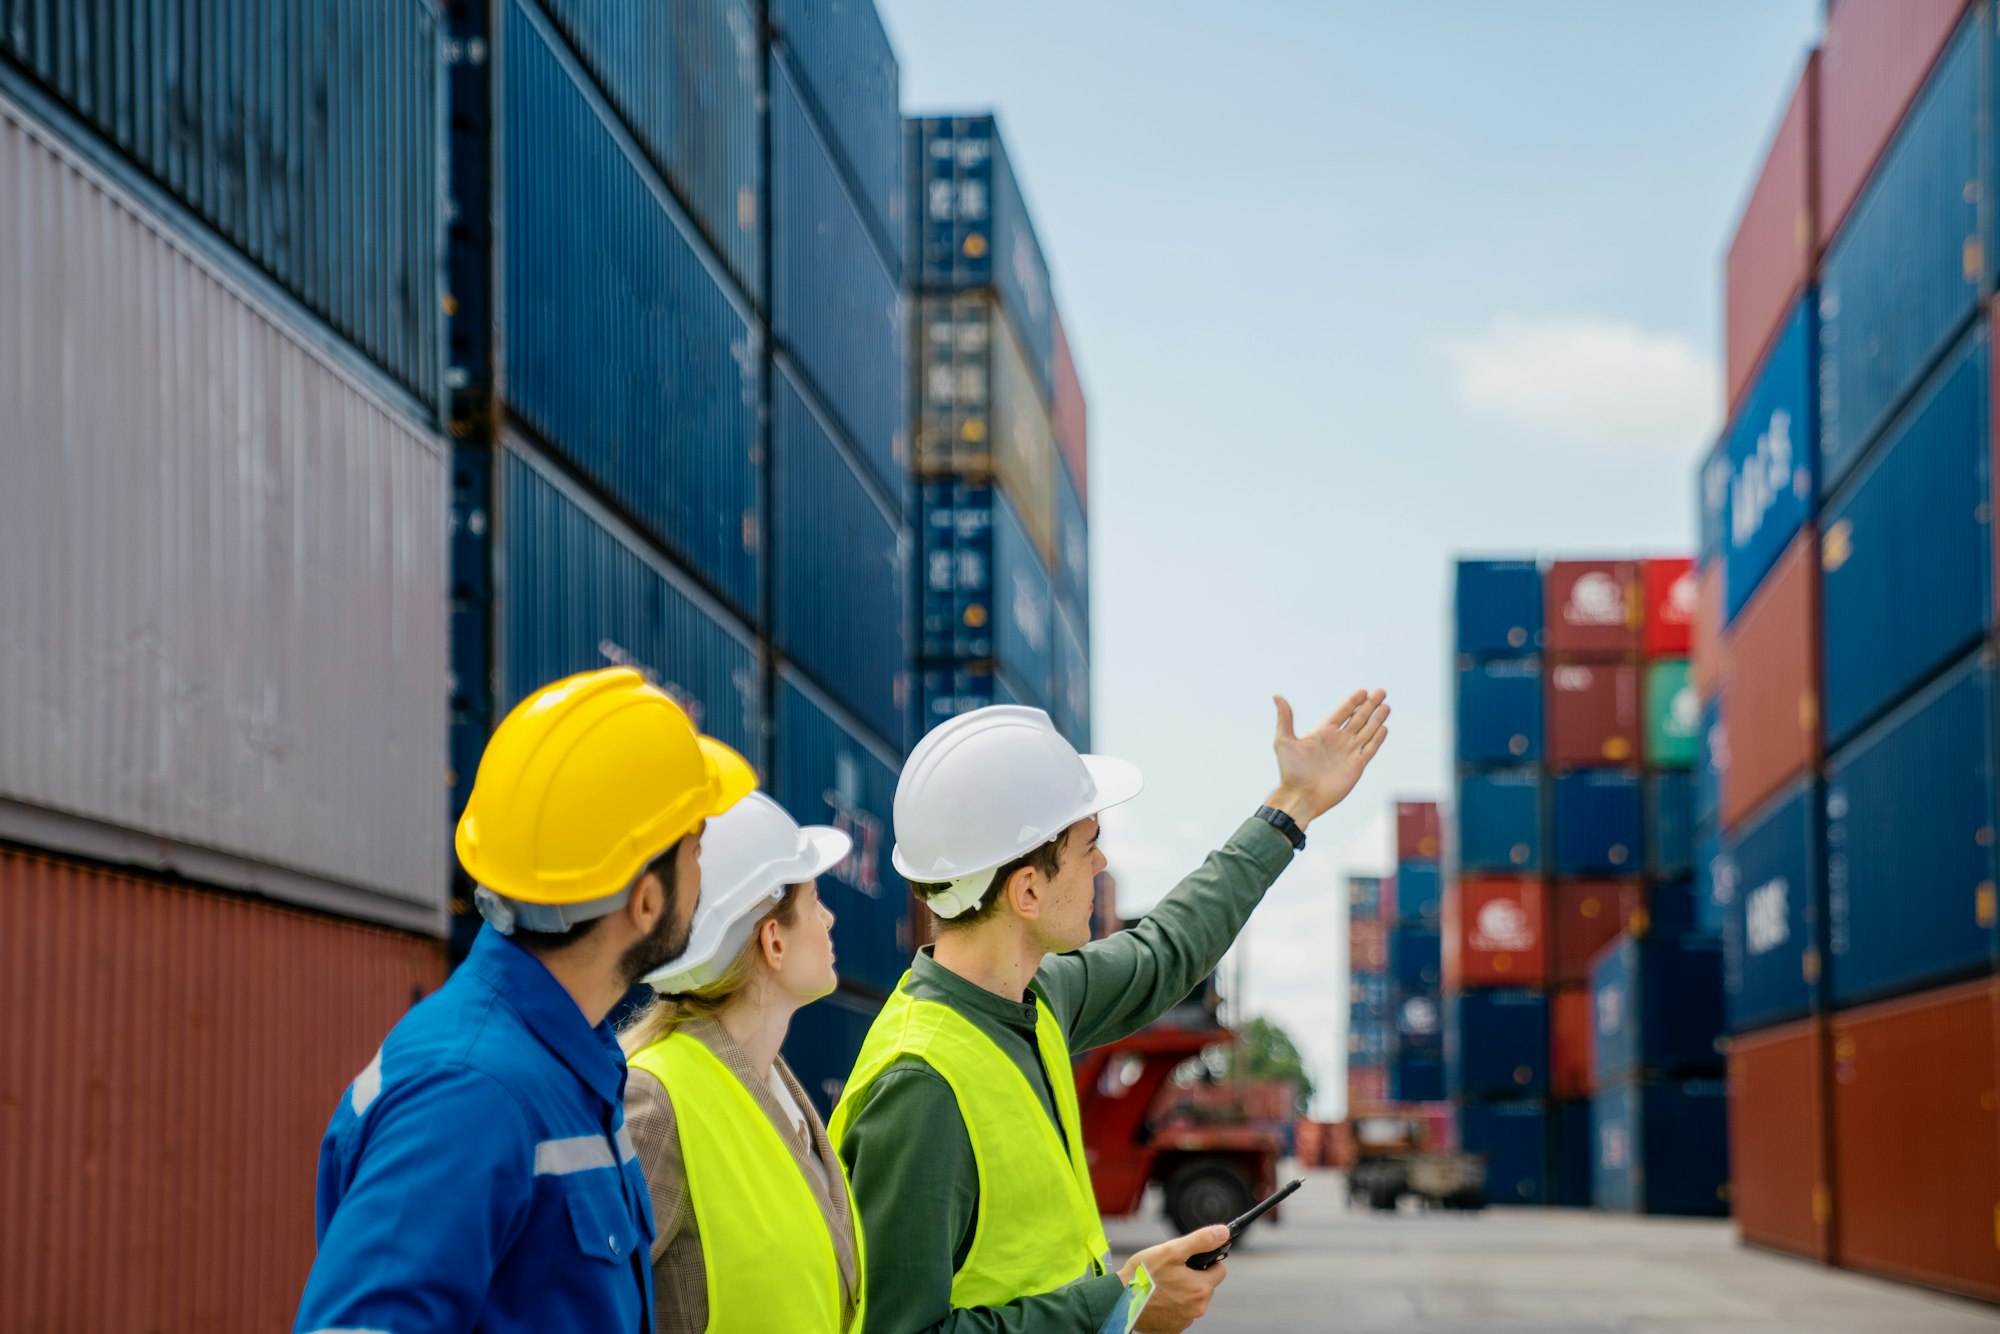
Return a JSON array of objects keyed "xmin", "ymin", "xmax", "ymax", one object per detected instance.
[
  {"xmin": 1456, "ymin": 560, "xmax": 1544, "ymax": 657},
  {"xmin": 1053, "ymin": 309, "xmax": 1089, "ymax": 502},
  {"xmin": 769, "ymin": 0, "xmax": 902, "ymax": 269},
  {"xmin": 774, "ymin": 58, "xmax": 906, "ymax": 497},
  {"xmin": 1447, "ymin": 878, "xmax": 1549, "ymax": 989},
  {"xmin": 1641, "ymin": 558, "xmax": 1696, "ymax": 657},
  {"xmin": 0, "ymin": 96, "xmax": 449, "ymax": 934},
  {"xmin": 1723, "ymin": 297, "xmax": 1815, "ymax": 622},
  {"xmin": 1460, "ymin": 1102, "xmax": 1550, "ymax": 1205},
  {"xmin": 1720, "ymin": 534, "xmax": 1820, "ymax": 829},
  {"xmin": 0, "ymin": 0, "xmax": 444, "ymax": 409},
  {"xmin": 1721, "ymin": 779, "xmax": 1824, "ymax": 1032},
  {"xmin": 1817, "ymin": 0, "xmax": 1972, "ymax": 251},
  {"xmin": 1456, "ymin": 661, "xmax": 1544, "ymax": 765},
  {"xmin": 1053, "ymin": 600, "xmax": 1091, "ymax": 750},
  {"xmin": 0, "ymin": 848, "xmax": 446, "ymax": 1334},
  {"xmin": 535, "ymin": 0, "xmax": 763, "ymax": 300},
  {"xmin": 1457, "ymin": 770, "xmax": 1543, "ymax": 872},
  {"xmin": 1545, "ymin": 561, "xmax": 1641, "ymax": 659},
  {"xmin": 1727, "ymin": 1017, "xmax": 1834, "ymax": 1263},
  {"xmin": 1816, "ymin": 10, "xmax": 1984, "ymax": 495},
  {"xmin": 1398, "ymin": 802, "xmax": 1443, "ymax": 860},
  {"xmin": 501, "ymin": 3, "xmax": 763, "ymax": 618},
  {"xmin": 1592, "ymin": 1079, "xmax": 1730, "ymax": 1217},
  {"xmin": 917, "ymin": 482, "xmax": 1055, "ymax": 706},
  {"xmin": 773, "ymin": 368, "xmax": 908, "ymax": 747},
  {"xmin": 1053, "ymin": 459, "xmax": 1089, "ymax": 626},
  {"xmin": 1726, "ymin": 55, "xmax": 1817, "ymax": 418}
]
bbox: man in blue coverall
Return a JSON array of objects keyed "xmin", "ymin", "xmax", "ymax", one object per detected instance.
[{"xmin": 293, "ymin": 668, "xmax": 757, "ymax": 1334}]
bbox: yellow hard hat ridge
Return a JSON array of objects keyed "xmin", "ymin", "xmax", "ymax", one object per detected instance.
[{"xmin": 456, "ymin": 667, "xmax": 757, "ymax": 913}]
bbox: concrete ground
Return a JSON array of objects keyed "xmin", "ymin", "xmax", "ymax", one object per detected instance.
[{"xmin": 1103, "ymin": 1169, "xmax": 2000, "ymax": 1332}]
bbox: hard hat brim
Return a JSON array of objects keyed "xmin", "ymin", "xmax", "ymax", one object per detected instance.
[
  {"xmin": 698, "ymin": 736, "xmax": 758, "ymax": 819},
  {"xmin": 1078, "ymin": 754, "xmax": 1145, "ymax": 817}
]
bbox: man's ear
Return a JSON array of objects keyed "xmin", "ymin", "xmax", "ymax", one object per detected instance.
[
  {"xmin": 1004, "ymin": 865, "xmax": 1042, "ymax": 921},
  {"xmin": 628, "ymin": 871, "xmax": 664, "ymax": 933}
]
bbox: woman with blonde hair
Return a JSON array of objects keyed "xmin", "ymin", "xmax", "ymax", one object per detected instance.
[{"xmin": 621, "ymin": 791, "xmax": 863, "ymax": 1334}]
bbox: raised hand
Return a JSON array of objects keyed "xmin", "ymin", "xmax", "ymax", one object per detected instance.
[{"xmin": 1267, "ymin": 689, "xmax": 1390, "ymax": 828}]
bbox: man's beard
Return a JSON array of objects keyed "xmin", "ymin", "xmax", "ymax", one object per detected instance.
[{"xmin": 620, "ymin": 900, "xmax": 694, "ymax": 988}]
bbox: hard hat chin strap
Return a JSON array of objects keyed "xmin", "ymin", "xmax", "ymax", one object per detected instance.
[
  {"xmin": 474, "ymin": 884, "xmax": 633, "ymax": 936},
  {"xmin": 925, "ymin": 867, "xmax": 997, "ymax": 920}
]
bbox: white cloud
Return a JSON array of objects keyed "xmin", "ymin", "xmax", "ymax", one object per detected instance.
[{"xmin": 1442, "ymin": 316, "xmax": 1720, "ymax": 454}]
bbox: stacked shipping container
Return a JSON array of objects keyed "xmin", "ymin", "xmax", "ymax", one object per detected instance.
[
  {"xmin": 1709, "ymin": 3, "xmax": 2000, "ymax": 1301},
  {"xmin": 1387, "ymin": 802, "xmax": 1448, "ymax": 1103},
  {"xmin": 1347, "ymin": 875, "xmax": 1393, "ymax": 1113}
]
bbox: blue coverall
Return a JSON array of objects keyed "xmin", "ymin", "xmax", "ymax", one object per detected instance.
[{"xmin": 293, "ymin": 925, "xmax": 655, "ymax": 1334}]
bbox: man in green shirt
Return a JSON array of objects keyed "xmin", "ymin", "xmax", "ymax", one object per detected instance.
[{"xmin": 833, "ymin": 690, "xmax": 1390, "ymax": 1334}]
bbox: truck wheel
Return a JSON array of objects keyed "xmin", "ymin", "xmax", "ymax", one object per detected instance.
[
  {"xmin": 1164, "ymin": 1161, "xmax": 1254, "ymax": 1237},
  {"xmin": 1368, "ymin": 1183, "xmax": 1399, "ymax": 1212}
]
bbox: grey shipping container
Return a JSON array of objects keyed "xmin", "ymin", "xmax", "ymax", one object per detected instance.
[
  {"xmin": 500, "ymin": 3, "xmax": 763, "ymax": 620},
  {"xmin": 0, "ymin": 93, "xmax": 449, "ymax": 933},
  {"xmin": 773, "ymin": 55, "xmax": 905, "ymax": 499},
  {"xmin": 769, "ymin": 0, "xmax": 901, "ymax": 271},
  {"xmin": 535, "ymin": 0, "xmax": 763, "ymax": 302},
  {"xmin": 0, "ymin": 0, "xmax": 444, "ymax": 410},
  {"xmin": 1053, "ymin": 451, "xmax": 1089, "ymax": 623},
  {"xmin": 1053, "ymin": 597, "xmax": 1090, "ymax": 751},
  {"xmin": 772, "ymin": 364, "xmax": 908, "ymax": 750}
]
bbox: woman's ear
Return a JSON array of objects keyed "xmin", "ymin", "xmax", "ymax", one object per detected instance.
[{"xmin": 761, "ymin": 915, "xmax": 786, "ymax": 969}]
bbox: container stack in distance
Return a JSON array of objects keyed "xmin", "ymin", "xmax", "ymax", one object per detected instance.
[
  {"xmin": 910, "ymin": 114, "xmax": 1091, "ymax": 752},
  {"xmin": 1347, "ymin": 874, "xmax": 1393, "ymax": 1113},
  {"xmin": 1385, "ymin": 802, "xmax": 1447, "ymax": 1106},
  {"xmin": 1708, "ymin": 2, "xmax": 2000, "ymax": 1303}
]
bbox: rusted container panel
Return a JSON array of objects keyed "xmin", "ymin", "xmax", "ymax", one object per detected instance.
[
  {"xmin": 1727, "ymin": 55, "xmax": 1817, "ymax": 418},
  {"xmin": 1817, "ymin": 0, "xmax": 1971, "ymax": 251},
  {"xmin": 1641, "ymin": 557, "xmax": 1698, "ymax": 659},
  {"xmin": 1550, "ymin": 985, "xmax": 1595, "ymax": 1100},
  {"xmin": 1728, "ymin": 1017, "xmax": 1833, "ymax": 1263},
  {"xmin": 1547, "ymin": 663, "xmax": 1642, "ymax": 768},
  {"xmin": 1831, "ymin": 978, "xmax": 2000, "ymax": 1303},
  {"xmin": 1545, "ymin": 560, "xmax": 1641, "ymax": 660},
  {"xmin": 1397, "ymin": 801, "xmax": 1442, "ymax": 861},
  {"xmin": 0, "ymin": 847, "xmax": 445, "ymax": 1334},
  {"xmin": 1720, "ymin": 533, "xmax": 1821, "ymax": 831},
  {"xmin": 0, "ymin": 92, "xmax": 449, "ymax": 933},
  {"xmin": 1692, "ymin": 560, "xmax": 1726, "ymax": 700},
  {"xmin": 1550, "ymin": 879, "xmax": 1648, "ymax": 987},
  {"xmin": 1446, "ymin": 876, "xmax": 1548, "ymax": 989}
]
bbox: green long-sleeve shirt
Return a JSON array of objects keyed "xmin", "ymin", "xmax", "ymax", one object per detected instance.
[{"xmin": 837, "ymin": 816, "xmax": 1297, "ymax": 1334}]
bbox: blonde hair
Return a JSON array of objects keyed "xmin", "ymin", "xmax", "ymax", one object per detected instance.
[{"xmin": 620, "ymin": 885, "xmax": 802, "ymax": 1055}]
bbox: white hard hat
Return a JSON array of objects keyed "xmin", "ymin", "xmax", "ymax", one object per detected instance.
[
  {"xmin": 892, "ymin": 705, "xmax": 1142, "ymax": 918},
  {"xmin": 642, "ymin": 793, "xmax": 851, "ymax": 994}
]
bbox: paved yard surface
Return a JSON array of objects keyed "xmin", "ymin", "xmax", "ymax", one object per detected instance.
[{"xmin": 1103, "ymin": 1170, "xmax": 2000, "ymax": 1332}]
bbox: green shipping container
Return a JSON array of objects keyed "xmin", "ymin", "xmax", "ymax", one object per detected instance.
[{"xmin": 1645, "ymin": 661, "xmax": 1699, "ymax": 768}]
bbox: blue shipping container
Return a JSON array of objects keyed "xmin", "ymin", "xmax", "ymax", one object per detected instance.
[
  {"xmin": 773, "ymin": 671, "xmax": 910, "ymax": 996},
  {"xmin": 1820, "ymin": 325, "xmax": 1992, "ymax": 749},
  {"xmin": 1349, "ymin": 876, "xmax": 1384, "ymax": 918},
  {"xmin": 1388, "ymin": 1054, "xmax": 1446, "ymax": 1103},
  {"xmin": 1353, "ymin": 972, "xmax": 1391, "ymax": 1009},
  {"xmin": 1459, "ymin": 1101, "xmax": 1548, "ymax": 1205},
  {"xmin": 1592, "ymin": 1078, "xmax": 1730, "ymax": 1217},
  {"xmin": 773, "ymin": 367, "xmax": 907, "ymax": 748},
  {"xmin": 1456, "ymin": 560, "xmax": 1544, "ymax": 658},
  {"xmin": 535, "ymin": 0, "xmax": 762, "ymax": 301},
  {"xmin": 1551, "ymin": 1099, "xmax": 1594, "ymax": 1208},
  {"xmin": 1389, "ymin": 926, "xmax": 1443, "ymax": 993},
  {"xmin": 1457, "ymin": 769, "xmax": 1544, "ymax": 873},
  {"xmin": 1351, "ymin": 1025, "xmax": 1393, "ymax": 1065},
  {"xmin": 492, "ymin": 438, "xmax": 763, "ymax": 759},
  {"xmin": 1647, "ymin": 880, "xmax": 1701, "ymax": 940},
  {"xmin": 1394, "ymin": 990, "xmax": 1444, "ymax": 1053},
  {"xmin": 1721, "ymin": 778, "xmax": 1822, "ymax": 1032},
  {"xmin": 1647, "ymin": 772, "xmax": 1696, "ymax": 881},
  {"xmin": 918, "ymin": 664, "xmax": 1027, "ymax": 738},
  {"xmin": 0, "ymin": 0, "xmax": 443, "ymax": 410},
  {"xmin": 770, "ymin": 0, "xmax": 901, "ymax": 271},
  {"xmin": 1724, "ymin": 296, "xmax": 1816, "ymax": 622},
  {"xmin": 1053, "ymin": 457, "xmax": 1089, "ymax": 624},
  {"xmin": 774, "ymin": 59, "xmax": 905, "ymax": 497},
  {"xmin": 1394, "ymin": 861, "xmax": 1443, "ymax": 923},
  {"xmin": 1592, "ymin": 935, "xmax": 1724, "ymax": 1085},
  {"xmin": 1449, "ymin": 989, "xmax": 1549, "ymax": 1100},
  {"xmin": 1053, "ymin": 599, "xmax": 1090, "ymax": 752},
  {"xmin": 1817, "ymin": 8, "xmax": 1984, "ymax": 495},
  {"xmin": 908, "ymin": 116, "xmax": 1055, "ymax": 403},
  {"xmin": 1456, "ymin": 659, "xmax": 1545, "ymax": 765},
  {"xmin": 503, "ymin": 8, "xmax": 763, "ymax": 619},
  {"xmin": 1696, "ymin": 696, "xmax": 1725, "ymax": 830},
  {"xmin": 783, "ymin": 986, "xmax": 884, "ymax": 1120},
  {"xmin": 1698, "ymin": 441, "xmax": 1731, "ymax": 568},
  {"xmin": 1554, "ymin": 770, "xmax": 1644, "ymax": 877},
  {"xmin": 1695, "ymin": 828, "xmax": 1729, "ymax": 937},
  {"xmin": 1826, "ymin": 649, "xmax": 1998, "ymax": 1006},
  {"xmin": 919, "ymin": 482, "xmax": 1054, "ymax": 706}
]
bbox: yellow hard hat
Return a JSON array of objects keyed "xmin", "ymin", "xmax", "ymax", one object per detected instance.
[{"xmin": 456, "ymin": 667, "xmax": 757, "ymax": 908}]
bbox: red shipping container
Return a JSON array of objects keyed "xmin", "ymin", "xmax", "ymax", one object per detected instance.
[
  {"xmin": 1729, "ymin": 1017, "xmax": 1833, "ymax": 1264},
  {"xmin": 1347, "ymin": 1066, "xmax": 1389, "ymax": 1110},
  {"xmin": 1546, "ymin": 662, "xmax": 1641, "ymax": 768},
  {"xmin": 1692, "ymin": 560, "xmax": 1726, "ymax": 701},
  {"xmin": 1397, "ymin": 800, "xmax": 1441, "ymax": 860},
  {"xmin": 1445, "ymin": 876, "xmax": 1548, "ymax": 988},
  {"xmin": 1719, "ymin": 534, "xmax": 1820, "ymax": 831},
  {"xmin": 1831, "ymin": 978, "xmax": 2000, "ymax": 1302},
  {"xmin": 1052, "ymin": 310, "xmax": 1088, "ymax": 504},
  {"xmin": 1545, "ymin": 560, "xmax": 1641, "ymax": 659},
  {"xmin": 1818, "ymin": 0, "xmax": 1969, "ymax": 251},
  {"xmin": 1350, "ymin": 918, "xmax": 1388, "ymax": 973},
  {"xmin": 1640, "ymin": 556, "xmax": 1697, "ymax": 658},
  {"xmin": 1549, "ymin": 879, "xmax": 1647, "ymax": 986},
  {"xmin": 0, "ymin": 848, "xmax": 446, "ymax": 1334},
  {"xmin": 1550, "ymin": 985, "xmax": 1596, "ymax": 1099},
  {"xmin": 1726, "ymin": 55, "xmax": 1817, "ymax": 417}
]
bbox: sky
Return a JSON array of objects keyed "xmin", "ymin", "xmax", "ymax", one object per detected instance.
[{"xmin": 877, "ymin": 0, "xmax": 1821, "ymax": 1116}]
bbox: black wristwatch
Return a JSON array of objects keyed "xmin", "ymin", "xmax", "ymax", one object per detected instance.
[{"xmin": 1254, "ymin": 805, "xmax": 1306, "ymax": 851}]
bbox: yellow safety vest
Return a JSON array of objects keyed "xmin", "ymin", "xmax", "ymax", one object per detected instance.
[
  {"xmin": 830, "ymin": 974, "xmax": 1110, "ymax": 1310},
  {"xmin": 629, "ymin": 1031, "xmax": 863, "ymax": 1334}
]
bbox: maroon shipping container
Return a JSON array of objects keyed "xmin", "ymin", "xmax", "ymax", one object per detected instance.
[
  {"xmin": 1446, "ymin": 876, "xmax": 1548, "ymax": 988},
  {"xmin": 1729, "ymin": 1017, "xmax": 1834, "ymax": 1264},
  {"xmin": 1547, "ymin": 662, "xmax": 1641, "ymax": 768},
  {"xmin": 1550, "ymin": 984, "xmax": 1595, "ymax": 1099},
  {"xmin": 1832, "ymin": 978, "xmax": 2000, "ymax": 1303},
  {"xmin": 1641, "ymin": 557, "xmax": 1698, "ymax": 659},
  {"xmin": 1727, "ymin": 55, "xmax": 1818, "ymax": 417},
  {"xmin": 1720, "ymin": 534, "xmax": 1821, "ymax": 831},
  {"xmin": 1350, "ymin": 918, "xmax": 1388, "ymax": 973},
  {"xmin": 1397, "ymin": 801, "xmax": 1442, "ymax": 861},
  {"xmin": 1550, "ymin": 879, "xmax": 1648, "ymax": 986},
  {"xmin": 1052, "ymin": 310, "xmax": 1088, "ymax": 504},
  {"xmin": 1692, "ymin": 560, "xmax": 1727, "ymax": 701},
  {"xmin": 0, "ymin": 847, "xmax": 446, "ymax": 1334},
  {"xmin": 1818, "ymin": 0, "xmax": 1970, "ymax": 251},
  {"xmin": 1347, "ymin": 1065, "xmax": 1389, "ymax": 1110},
  {"xmin": 1545, "ymin": 560, "xmax": 1641, "ymax": 659}
]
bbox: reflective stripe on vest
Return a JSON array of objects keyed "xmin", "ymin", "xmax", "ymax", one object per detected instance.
[
  {"xmin": 629, "ymin": 1032, "xmax": 862, "ymax": 1334},
  {"xmin": 830, "ymin": 973, "xmax": 1110, "ymax": 1310}
]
